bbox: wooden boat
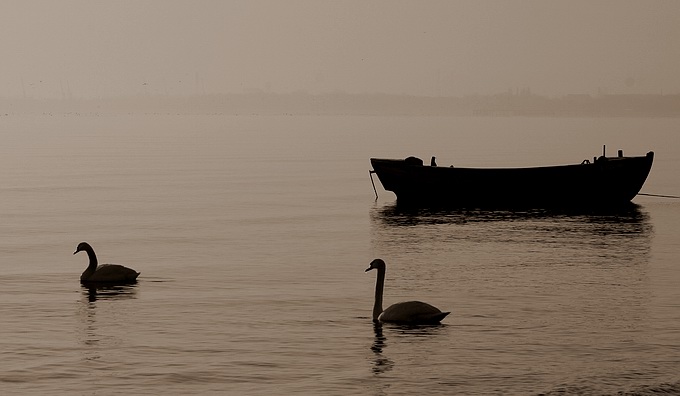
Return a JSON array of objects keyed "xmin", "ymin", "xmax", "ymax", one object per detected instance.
[{"xmin": 370, "ymin": 150, "xmax": 654, "ymax": 208}]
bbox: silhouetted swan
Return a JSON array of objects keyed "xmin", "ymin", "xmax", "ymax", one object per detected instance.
[
  {"xmin": 74, "ymin": 242, "xmax": 140, "ymax": 283},
  {"xmin": 366, "ymin": 258, "xmax": 449, "ymax": 324}
]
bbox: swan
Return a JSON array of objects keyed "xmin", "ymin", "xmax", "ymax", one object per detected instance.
[
  {"xmin": 366, "ymin": 258, "xmax": 449, "ymax": 324},
  {"xmin": 74, "ymin": 242, "xmax": 140, "ymax": 283}
]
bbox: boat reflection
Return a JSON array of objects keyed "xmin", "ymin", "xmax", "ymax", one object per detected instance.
[
  {"xmin": 373, "ymin": 202, "xmax": 650, "ymax": 230},
  {"xmin": 370, "ymin": 201, "xmax": 652, "ymax": 262}
]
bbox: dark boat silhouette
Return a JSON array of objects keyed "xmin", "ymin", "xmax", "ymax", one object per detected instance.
[{"xmin": 370, "ymin": 149, "xmax": 654, "ymax": 208}]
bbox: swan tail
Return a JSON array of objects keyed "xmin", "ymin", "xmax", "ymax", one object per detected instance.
[{"xmin": 431, "ymin": 311, "xmax": 450, "ymax": 323}]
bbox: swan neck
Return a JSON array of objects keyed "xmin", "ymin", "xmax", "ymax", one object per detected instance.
[
  {"xmin": 373, "ymin": 266, "xmax": 385, "ymax": 320},
  {"xmin": 85, "ymin": 248, "xmax": 98, "ymax": 269}
]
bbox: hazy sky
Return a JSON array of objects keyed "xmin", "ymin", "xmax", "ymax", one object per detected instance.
[{"xmin": 2, "ymin": 0, "xmax": 680, "ymax": 98}]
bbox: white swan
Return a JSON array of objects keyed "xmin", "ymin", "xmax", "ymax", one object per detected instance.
[
  {"xmin": 74, "ymin": 242, "xmax": 140, "ymax": 283},
  {"xmin": 366, "ymin": 258, "xmax": 449, "ymax": 324}
]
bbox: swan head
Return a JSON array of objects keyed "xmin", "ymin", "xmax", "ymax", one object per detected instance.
[
  {"xmin": 365, "ymin": 258, "xmax": 386, "ymax": 272},
  {"xmin": 74, "ymin": 242, "xmax": 92, "ymax": 255}
]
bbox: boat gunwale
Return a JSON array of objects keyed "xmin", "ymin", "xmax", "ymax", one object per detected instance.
[{"xmin": 370, "ymin": 153, "xmax": 652, "ymax": 172}]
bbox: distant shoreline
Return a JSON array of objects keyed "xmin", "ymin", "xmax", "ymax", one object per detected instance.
[{"xmin": 2, "ymin": 92, "xmax": 679, "ymax": 117}]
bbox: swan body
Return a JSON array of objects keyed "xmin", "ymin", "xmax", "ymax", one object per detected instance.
[
  {"xmin": 74, "ymin": 242, "xmax": 140, "ymax": 283},
  {"xmin": 366, "ymin": 258, "xmax": 449, "ymax": 324}
]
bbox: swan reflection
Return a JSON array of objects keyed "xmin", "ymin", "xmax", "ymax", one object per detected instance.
[
  {"xmin": 82, "ymin": 283, "xmax": 139, "ymax": 303},
  {"xmin": 370, "ymin": 322, "xmax": 393, "ymax": 375},
  {"xmin": 370, "ymin": 321, "xmax": 446, "ymax": 376},
  {"xmin": 77, "ymin": 283, "xmax": 139, "ymax": 363}
]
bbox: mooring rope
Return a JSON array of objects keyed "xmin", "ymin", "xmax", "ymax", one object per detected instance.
[
  {"xmin": 369, "ymin": 170, "xmax": 378, "ymax": 200},
  {"xmin": 638, "ymin": 192, "xmax": 680, "ymax": 199}
]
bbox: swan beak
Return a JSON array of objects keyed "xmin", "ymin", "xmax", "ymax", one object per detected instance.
[
  {"xmin": 365, "ymin": 267, "xmax": 373, "ymax": 272},
  {"xmin": 73, "ymin": 250, "xmax": 78, "ymax": 255}
]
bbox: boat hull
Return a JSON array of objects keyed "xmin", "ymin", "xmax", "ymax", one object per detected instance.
[{"xmin": 370, "ymin": 152, "xmax": 654, "ymax": 208}]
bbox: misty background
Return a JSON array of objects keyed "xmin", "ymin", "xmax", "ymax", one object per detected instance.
[
  {"xmin": 3, "ymin": 3, "xmax": 680, "ymax": 395},
  {"xmin": 2, "ymin": 0, "xmax": 680, "ymax": 100}
]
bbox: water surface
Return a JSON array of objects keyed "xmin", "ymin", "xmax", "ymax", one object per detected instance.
[{"xmin": 1, "ymin": 114, "xmax": 679, "ymax": 395}]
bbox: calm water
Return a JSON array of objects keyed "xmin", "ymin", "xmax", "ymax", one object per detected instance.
[{"xmin": 1, "ymin": 114, "xmax": 679, "ymax": 395}]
